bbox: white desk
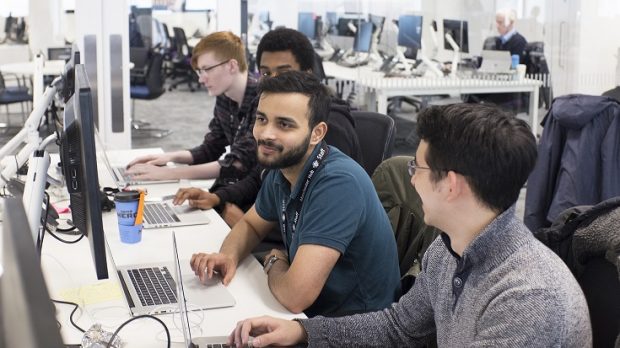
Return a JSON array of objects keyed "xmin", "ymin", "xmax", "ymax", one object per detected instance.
[
  {"xmin": 0, "ymin": 59, "xmax": 66, "ymax": 76},
  {"xmin": 323, "ymin": 62, "xmax": 543, "ymax": 135},
  {"xmin": 37, "ymin": 148, "xmax": 301, "ymax": 347}
]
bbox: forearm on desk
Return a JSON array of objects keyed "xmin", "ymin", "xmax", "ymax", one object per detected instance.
[{"xmin": 166, "ymin": 161, "xmax": 221, "ymax": 180}]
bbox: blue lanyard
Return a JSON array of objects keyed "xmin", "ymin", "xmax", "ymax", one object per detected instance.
[{"xmin": 280, "ymin": 142, "xmax": 330, "ymax": 256}]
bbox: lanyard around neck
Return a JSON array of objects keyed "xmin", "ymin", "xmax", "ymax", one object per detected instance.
[{"xmin": 280, "ymin": 142, "xmax": 330, "ymax": 254}]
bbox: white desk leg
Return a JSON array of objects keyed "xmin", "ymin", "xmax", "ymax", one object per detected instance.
[
  {"xmin": 365, "ymin": 88, "xmax": 377, "ymax": 112},
  {"xmin": 376, "ymin": 92, "xmax": 388, "ymax": 115},
  {"xmin": 529, "ymin": 87, "xmax": 540, "ymax": 137}
]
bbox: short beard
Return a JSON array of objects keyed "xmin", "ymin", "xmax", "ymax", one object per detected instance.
[{"xmin": 257, "ymin": 133, "xmax": 311, "ymax": 169}]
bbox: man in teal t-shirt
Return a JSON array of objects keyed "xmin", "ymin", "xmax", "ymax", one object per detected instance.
[{"xmin": 189, "ymin": 71, "xmax": 400, "ymax": 317}]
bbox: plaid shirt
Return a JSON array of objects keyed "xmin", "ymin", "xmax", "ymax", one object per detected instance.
[{"xmin": 189, "ymin": 76, "xmax": 258, "ymax": 177}]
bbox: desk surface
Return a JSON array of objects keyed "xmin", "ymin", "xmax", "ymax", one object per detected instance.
[
  {"xmin": 7, "ymin": 148, "xmax": 300, "ymax": 347},
  {"xmin": 0, "ymin": 60, "xmax": 66, "ymax": 76}
]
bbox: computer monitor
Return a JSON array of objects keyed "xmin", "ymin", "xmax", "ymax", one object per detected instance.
[
  {"xmin": 1, "ymin": 198, "xmax": 64, "ymax": 347},
  {"xmin": 60, "ymin": 64, "xmax": 108, "ymax": 280},
  {"xmin": 353, "ymin": 21, "xmax": 374, "ymax": 53},
  {"xmin": 369, "ymin": 14, "xmax": 385, "ymax": 43},
  {"xmin": 59, "ymin": 44, "xmax": 80, "ymax": 103},
  {"xmin": 337, "ymin": 17, "xmax": 361, "ymax": 37},
  {"xmin": 397, "ymin": 15, "xmax": 423, "ymax": 59},
  {"xmin": 443, "ymin": 19, "xmax": 469, "ymax": 53},
  {"xmin": 298, "ymin": 12, "xmax": 316, "ymax": 40},
  {"xmin": 325, "ymin": 11, "xmax": 338, "ymax": 34}
]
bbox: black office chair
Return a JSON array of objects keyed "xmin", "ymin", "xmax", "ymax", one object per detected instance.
[
  {"xmin": 130, "ymin": 51, "xmax": 171, "ymax": 138},
  {"xmin": 0, "ymin": 72, "xmax": 32, "ymax": 130},
  {"xmin": 351, "ymin": 111, "xmax": 396, "ymax": 176},
  {"xmin": 524, "ymin": 42, "xmax": 552, "ymax": 109},
  {"xmin": 168, "ymin": 27, "xmax": 198, "ymax": 92}
]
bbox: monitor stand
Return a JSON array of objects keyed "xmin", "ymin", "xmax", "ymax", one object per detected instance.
[{"xmin": 22, "ymin": 150, "xmax": 51, "ymax": 250}]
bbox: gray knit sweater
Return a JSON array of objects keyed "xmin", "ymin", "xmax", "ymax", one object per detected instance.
[{"xmin": 300, "ymin": 207, "xmax": 592, "ymax": 347}]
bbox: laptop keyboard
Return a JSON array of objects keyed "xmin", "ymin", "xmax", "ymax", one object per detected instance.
[
  {"xmin": 144, "ymin": 202, "xmax": 180, "ymax": 225},
  {"xmin": 127, "ymin": 266, "xmax": 177, "ymax": 306},
  {"xmin": 116, "ymin": 167, "xmax": 133, "ymax": 182}
]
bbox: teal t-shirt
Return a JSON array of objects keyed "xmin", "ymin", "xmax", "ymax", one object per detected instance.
[{"xmin": 255, "ymin": 145, "xmax": 401, "ymax": 317}]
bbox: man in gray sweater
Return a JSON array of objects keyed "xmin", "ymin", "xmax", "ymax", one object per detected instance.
[{"xmin": 228, "ymin": 103, "xmax": 592, "ymax": 347}]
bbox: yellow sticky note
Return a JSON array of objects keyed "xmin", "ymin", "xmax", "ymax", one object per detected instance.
[{"xmin": 59, "ymin": 281, "xmax": 124, "ymax": 306}]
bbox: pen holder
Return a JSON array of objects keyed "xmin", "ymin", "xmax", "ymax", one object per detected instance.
[{"xmin": 114, "ymin": 190, "xmax": 144, "ymax": 244}]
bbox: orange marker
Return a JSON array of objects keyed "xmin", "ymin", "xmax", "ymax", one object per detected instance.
[{"xmin": 135, "ymin": 190, "xmax": 145, "ymax": 225}]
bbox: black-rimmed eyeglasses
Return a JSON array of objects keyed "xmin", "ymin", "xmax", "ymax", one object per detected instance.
[
  {"xmin": 195, "ymin": 59, "xmax": 230, "ymax": 76},
  {"xmin": 407, "ymin": 157, "xmax": 431, "ymax": 176}
]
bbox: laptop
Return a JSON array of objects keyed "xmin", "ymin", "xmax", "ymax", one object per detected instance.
[
  {"xmin": 116, "ymin": 232, "xmax": 235, "ymax": 317},
  {"xmin": 142, "ymin": 199, "xmax": 211, "ymax": 229},
  {"xmin": 173, "ymin": 233, "xmax": 233, "ymax": 347},
  {"xmin": 477, "ymin": 50, "xmax": 512, "ymax": 74},
  {"xmin": 95, "ymin": 130, "xmax": 179, "ymax": 187}
]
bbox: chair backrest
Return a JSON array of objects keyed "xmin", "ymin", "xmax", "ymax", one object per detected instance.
[
  {"xmin": 173, "ymin": 27, "xmax": 191, "ymax": 57},
  {"xmin": 144, "ymin": 52, "xmax": 166, "ymax": 97},
  {"xmin": 130, "ymin": 46, "xmax": 151, "ymax": 71},
  {"xmin": 351, "ymin": 111, "xmax": 396, "ymax": 176},
  {"xmin": 162, "ymin": 23, "xmax": 176, "ymax": 52},
  {"xmin": 482, "ymin": 36, "xmax": 499, "ymax": 50},
  {"xmin": 312, "ymin": 51, "xmax": 327, "ymax": 82}
]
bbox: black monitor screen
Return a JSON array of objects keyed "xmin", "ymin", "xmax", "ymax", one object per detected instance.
[
  {"xmin": 398, "ymin": 15, "xmax": 423, "ymax": 51},
  {"xmin": 337, "ymin": 17, "xmax": 359, "ymax": 37},
  {"xmin": 59, "ymin": 43, "xmax": 81, "ymax": 103},
  {"xmin": 1, "ymin": 198, "xmax": 64, "ymax": 347},
  {"xmin": 60, "ymin": 64, "xmax": 108, "ymax": 280},
  {"xmin": 298, "ymin": 12, "xmax": 316, "ymax": 40},
  {"xmin": 353, "ymin": 21, "xmax": 374, "ymax": 53},
  {"xmin": 443, "ymin": 19, "xmax": 469, "ymax": 53}
]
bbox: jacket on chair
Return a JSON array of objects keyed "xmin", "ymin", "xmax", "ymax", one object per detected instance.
[{"xmin": 524, "ymin": 94, "xmax": 620, "ymax": 232}]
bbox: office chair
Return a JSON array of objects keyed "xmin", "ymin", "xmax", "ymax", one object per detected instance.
[
  {"xmin": 160, "ymin": 23, "xmax": 176, "ymax": 76},
  {"xmin": 130, "ymin": 51, "xmax": 171, "ymax": 138},
  {"xmin": 351, "ymin": 111, "xmax": 396, "ymax": 176},
  {"xmin": 524, "ymin": 42, "xmax": 552, "ymax": 109},
  {"xmin": 0, "ymin": 72, "xmax": 32, "ymax": 130},
  {"xmin": 168, "ymin": 27, "xmax": 198, "ymax": 92}
]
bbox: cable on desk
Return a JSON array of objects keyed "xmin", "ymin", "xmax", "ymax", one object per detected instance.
[
  {"xmin": 41, "ymin": 192, "xmax": 85, "ymax": 245},
  {"xmin": 52, "ymin": 299, "xmax": 86, "ymax": 333},
  {"xmin": 105, "ymin": 314, "xmax": 171, "ymax": 348}
]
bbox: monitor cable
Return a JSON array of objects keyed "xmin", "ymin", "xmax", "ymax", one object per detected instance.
[{"xmin": 105, "ymin": 315, "xmax": 171, "ymax": 348}]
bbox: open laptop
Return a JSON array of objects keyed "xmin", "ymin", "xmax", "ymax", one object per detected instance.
[
  {"xmin": 142, "ymin": 199, "xmax": 211, "ymax": 229},
  {"xmin": 477, "ymin": 50, "xmax": 512, "ymax": 74},
  {"xmin": 173, "ymin": 233, "xmax": 233, "ymax": 347},
  {"xmin": 95, "ymin": 130, "xmax": 179, "ymax": 187},
  {"xmin": 116, "ymin": 232, "xmax": 235, "ymax": 317}
]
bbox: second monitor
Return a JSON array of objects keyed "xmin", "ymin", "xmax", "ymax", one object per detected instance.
[{"xmin": 443, "ymin": 19, "xmax": 469, "ymax": 53}]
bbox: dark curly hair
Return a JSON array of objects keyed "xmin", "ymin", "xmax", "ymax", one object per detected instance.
[{"xmin": 256, "ymin": 28, "xmax": 315, "ymax": 71}]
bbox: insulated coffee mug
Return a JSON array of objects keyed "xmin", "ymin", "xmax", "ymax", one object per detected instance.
[{"xmin": 114, "ymin": 191, "xmax": 143, "ymax": 243}]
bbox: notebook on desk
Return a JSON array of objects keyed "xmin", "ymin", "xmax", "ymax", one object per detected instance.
[
  {"xmin": 116, "ymin": 232, "xmax": 235, "ymax": 317},
  {"xmin": 477, "ymin": 50, "xmax": 512, "ymax": 74}
]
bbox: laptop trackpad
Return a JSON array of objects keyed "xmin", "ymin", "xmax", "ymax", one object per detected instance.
[{"xmin": 180, "ymin": 262, "xmax": 236, "ymax": 310}]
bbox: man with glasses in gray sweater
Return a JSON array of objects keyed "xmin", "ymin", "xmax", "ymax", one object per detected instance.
[{"xmin": 227, "ymin": 103, "xmax": 592, "ymax": 347}]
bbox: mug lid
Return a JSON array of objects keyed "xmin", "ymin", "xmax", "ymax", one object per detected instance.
[{"xmin": 114, "ymin": 190, "xmax": 141, "ymax": 202}]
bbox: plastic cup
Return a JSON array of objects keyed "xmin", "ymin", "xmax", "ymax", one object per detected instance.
[
  {"xmin": 114, "ymin": 191, "xmax": 140, "ymax": 225},
  {"xmin": 511, "ymin": 54, "xmax": 520, "ymax": 69},
  {"xmin": 516, "ymin": 64, "xmax": 527, "ymax": 80},
  {"xmin": 119, "ymin": 223, "xmax": 143, "ymax": 243}
]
